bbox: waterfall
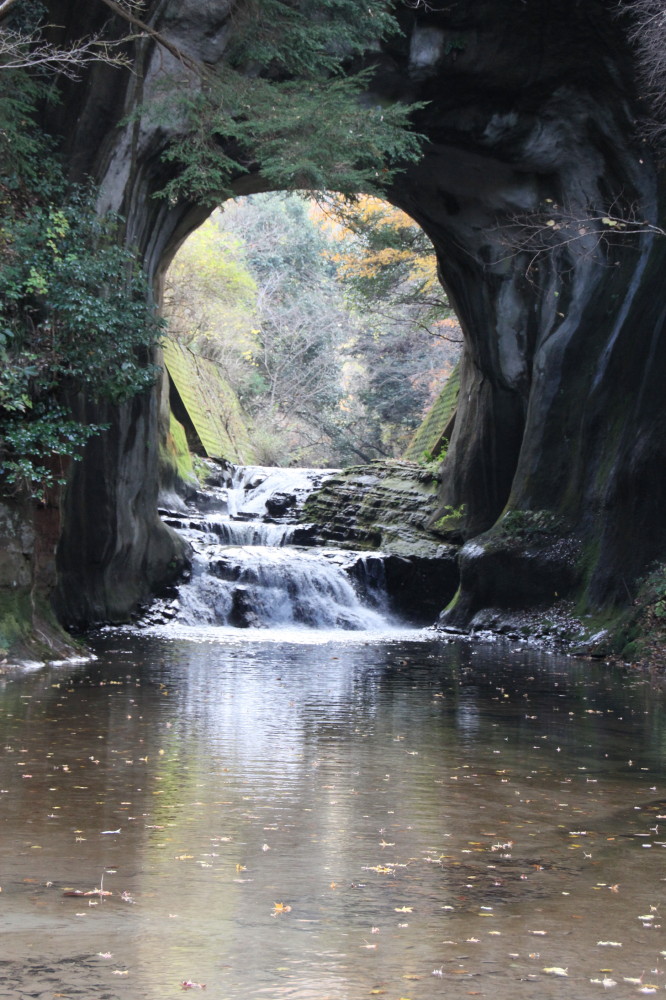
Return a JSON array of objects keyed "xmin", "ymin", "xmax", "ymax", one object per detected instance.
[{"xmin": 155, "ymin": 464, "xmax": 391, "ymax": 631}]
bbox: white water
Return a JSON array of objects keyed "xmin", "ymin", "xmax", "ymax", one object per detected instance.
[{"xmin": 157, "ymin": 464, "xmax": 391, "ymax": 631}]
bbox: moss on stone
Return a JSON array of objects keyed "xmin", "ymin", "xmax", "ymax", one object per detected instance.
[
  {"xmin": 609, "ymin": 562, "xmax": 666, "ymax": 665},
  {"xmin": 163, "ymin": 338, "xmax": 257, "ymax": 464},
  {"xmin": 0, "ymin": 589, "xmax": 31, "ymax": 656},
  {"xmin": 160, "ymin": 411, "xmax": 198, "ymax": 491},
  {"xmin": 433, "ymin": 504, "xmax": 466, "ymax": 535},
  {"xmin": 0, "ymin": 588, "xmax": 81, "ymax": 664},
  {"xmin": 404, "ymin": 364, "xmax": 460, "ymax": 463}
]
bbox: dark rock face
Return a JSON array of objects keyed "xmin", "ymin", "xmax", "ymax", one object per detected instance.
[
  {"xmin": 387, "ymin": 1, "xmax": 666, "ymax": 623},
  {"xmin": 265, "ymin": 493, "xmax": 297, "ymax": 518},
  {"xmin": 8, "ymin": 0, "xmax": 663, "ymax": 640},
  {"xmin": 228, "ymin": 586, "xmax": 262, "ymax": 629},
  {"xmin": 53, "ymin": 395, "xmax": 189, "ymax": 626}
]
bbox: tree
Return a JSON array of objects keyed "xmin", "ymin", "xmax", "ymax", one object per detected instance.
[
  {"xmin": 149, "ymin": 0, "xmax": 425, "ymax": 204},
  {"xmin": 624, "ymin": 0, "xmax": 666, "ymax": 149},
  {"xmin": 0, "ymin": 73, "xmax": 163, "ymax": 499},
  {"xmin": 314, "ymin": 195, "xmax": 462, "ymax": 454},
  {"xmin": 165, "ymin": 194, "xmax": 354, "ymax": 466},
  {"xmin": 165, "ymin": 192, "xmax": 463, "ymax": 466},
  {"xmin": 163, "ymin": 215, "xmax": 260, "ymax": 400}
]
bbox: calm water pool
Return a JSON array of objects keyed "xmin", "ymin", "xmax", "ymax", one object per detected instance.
[{"xmin": 0, "ymin": 627, "xmax": 664, "ymax": 999}]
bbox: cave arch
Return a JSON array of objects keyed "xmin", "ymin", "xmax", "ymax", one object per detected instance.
[{"xmin": 44, "ymin": 0, "xmax": 666, "ymax": 637}]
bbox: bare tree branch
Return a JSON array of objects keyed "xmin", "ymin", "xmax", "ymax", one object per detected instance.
[
  {"xmin": 491, "ymin": 198, "xmax": 665, "ymax": 276},
  {"xmin": 0, "ymin": 27, "xmax": 135, "ymax": 75},
  {"xmin": 620, "ymin": 0, "xmax": 666, "ymax": 148},
  {"xmin": 0, "ymin": 0, "xmax": 204, "ymax": 78}
]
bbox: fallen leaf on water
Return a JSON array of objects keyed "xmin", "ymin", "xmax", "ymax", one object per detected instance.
[
  {"xmin": 272, "ymin": 902, "xmax": 292, "ymax": 915},
  {"xmin": 394, "ymin": 906, "xmax": 412, "ymax": 913},
  {"xmin": 543, "ymin": 967, "xmax": 568, "ymax": 976}
]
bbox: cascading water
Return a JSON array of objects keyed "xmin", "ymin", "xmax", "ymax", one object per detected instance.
[{"xmin": 155, "ymin": 464, "xmax": 391, "ymax": 631}]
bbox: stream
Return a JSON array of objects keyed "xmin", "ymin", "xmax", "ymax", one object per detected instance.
[{"xmin": 0, "ymin": 467, "xmax": 665, "ymax": 999}]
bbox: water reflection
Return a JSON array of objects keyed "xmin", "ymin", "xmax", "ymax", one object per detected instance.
[{"xmin": 0, "ymin": 631, "xmax": 664, "ymax": 999}]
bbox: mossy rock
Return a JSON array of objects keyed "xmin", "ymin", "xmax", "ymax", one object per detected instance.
[
  {"xmin": 163, "ymin": 338, "xmax": 257, "ymax": 464},
  {"xmin": 404, "ymin": 364, "xmax": 460, "ymax": 463},
  {"xmin": 0, "ymin": 588, "xmax": 81, "ymax": 666}
]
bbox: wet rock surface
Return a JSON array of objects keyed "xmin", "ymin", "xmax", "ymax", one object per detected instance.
[
  {"xmin": 301, "ymin": 461, "xmax": 460, "ymax": 621},
  {"xmin": 302, "ymin": 461, "xmax": 450, "ymax": 554}
]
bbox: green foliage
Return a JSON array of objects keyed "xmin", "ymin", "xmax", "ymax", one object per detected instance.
[
  {"xmin": 158, "ymin": 70, "xmax": 424, "ymax": 204},
  {"xmin": 150, "ymin": 0, "xmax": 424, "ymax": 204},
  {"xmin": 420, "ymin": 442, "xmax": 448, "ymax": 470},
  {"xmin": 434, "ymin": 504, "xmax": 466, "ymax": 533},
  {"xmin": 0, "ymin": 72, "xmax": 164, "ymax": 500},
  {"xmin": 226, "ymin": 0, "xmax": 399, "ymax": 77}
]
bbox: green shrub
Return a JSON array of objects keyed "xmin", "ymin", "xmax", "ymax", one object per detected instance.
[{"xmin": 0, "ymin": 74, "xmax": 164, "ymax": 500}]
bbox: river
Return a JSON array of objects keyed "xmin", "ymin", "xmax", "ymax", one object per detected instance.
[{"xmin": 1, "ymin": 468, "xmax": 665, "ymax": 999}]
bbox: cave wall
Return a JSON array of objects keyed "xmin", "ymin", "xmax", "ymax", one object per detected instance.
[
  {"xmin": 385, "ymin": 0, "xmax": 666, "ymax": 619},
  {"xmin": 21, "ymin": 0, "xmax": 666, "ymax": 634}
]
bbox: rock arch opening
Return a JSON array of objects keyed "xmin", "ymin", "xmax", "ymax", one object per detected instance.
[{"xmin": 160, "ymin": 192, "xmax": 462, "ymax": 476}]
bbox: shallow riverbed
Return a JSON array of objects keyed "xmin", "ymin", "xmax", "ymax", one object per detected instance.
[{"xmin": 0, "ymin": 627, "xmax": 665, "ymax": 999}]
